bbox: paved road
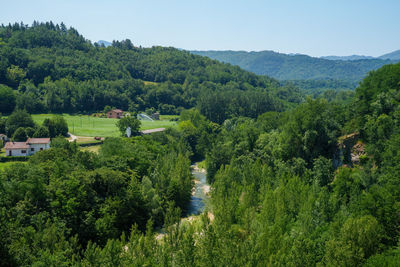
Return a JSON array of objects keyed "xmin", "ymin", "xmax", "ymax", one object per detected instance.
[
  {"xmin": 140, "ymin": 128, "xmax": 166, "ymax": 135},
  {"xmin": 68, "ymin": 133, "xmax": 77, "ymax": 142}
]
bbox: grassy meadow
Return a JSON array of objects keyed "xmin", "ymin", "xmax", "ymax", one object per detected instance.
[{"xmin": 32, "ymin": 114, "xmax": 178, "ymax": 137}]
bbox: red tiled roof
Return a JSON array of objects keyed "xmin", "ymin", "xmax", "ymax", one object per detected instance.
[
  {"xmin": 26, "ymin": 138, "xmax": 51, "ymax": 144},
  {"xmin": 112, "ymin": 109, "xmax": 123, "ymax": 113},
  {"xmin": 4, "ymin": 142, "xmax": 30, "ymax": 149}
]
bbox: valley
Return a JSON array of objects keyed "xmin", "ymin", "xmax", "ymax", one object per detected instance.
[
  {"xmin": 191, "ymin": 49, "xmax": 399, "ymax": 92},
  {"xmin": 0, "ymin": 21, "xmax": 400, "ymax": 266},
  {"xmin": 31, "ymin": 114, "xmax": 178, "ymax": 137}
]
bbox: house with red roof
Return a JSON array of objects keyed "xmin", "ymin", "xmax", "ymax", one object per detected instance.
[
  {"xmin": 5, "ymin": 138, "xmax": 51, "ymax": 156},
  {"xmin": 107, "ymin": 109, "xmax": 123, "ymax": 119}
]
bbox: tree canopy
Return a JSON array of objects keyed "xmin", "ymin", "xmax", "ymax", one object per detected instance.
[
  {"xmin": 116, "ymin": 116, "xmax": 141, "ymax": 136},
  {"xmin": 0, "ymin": 22, "xmax": 301, "ymax": 118},
  {"xmin": 1, "ymin": 22, "xmax": 400, "ymax": 266}
]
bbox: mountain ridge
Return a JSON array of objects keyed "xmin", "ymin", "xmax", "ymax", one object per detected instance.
[
  {"xmin": 321, "ymin": 55, "xmax": 375, "ymax": 61},
  {"xmin": 379, "ymin": 49, "xmax": 400, "ymax": 60},
  {"xmin": 190, "ymin": 50, "xmax": 396, "ymax": 85},
  {"xmin": 97, "ymin": 40, "xmax": 112, "ymax": 47}
]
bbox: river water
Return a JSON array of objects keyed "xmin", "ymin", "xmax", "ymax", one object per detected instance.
[
  {"xmin": 185, "ymin": 165, "xmax": 209, "ymax": 216},
  {"xmin": 156, "ymin": 164, "xmax": 209, "ymax": 238}
]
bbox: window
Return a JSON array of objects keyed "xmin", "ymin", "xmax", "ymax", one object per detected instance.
[
  {"xmin": 31, "ymin": 148, "xmax": 34, "ymax": 151},
  {"xmin": 40, "ymin": 148, "xmax": 43, "ymax": 151},
  {"xmin": 21, "ymin": 150, "xmax": 26, "ymax": 153}
]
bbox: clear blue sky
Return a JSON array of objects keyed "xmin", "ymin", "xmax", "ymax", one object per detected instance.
[{"xmin": 1, "ymin": 0, "xmax": 399, "ymax": 57}]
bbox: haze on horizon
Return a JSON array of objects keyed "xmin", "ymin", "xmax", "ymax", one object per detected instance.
[{"xmin": 1, "ymin": 0, "xmax": 399, "ymax": 57}]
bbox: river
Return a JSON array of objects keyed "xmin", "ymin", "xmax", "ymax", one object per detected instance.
[
  {"xmin": 156, "ymin": 164, "xmax": 210, "ymax": 239},
  {"xmin": 184, "ymin": 165, "xmax": 210, "ymax": 216}
]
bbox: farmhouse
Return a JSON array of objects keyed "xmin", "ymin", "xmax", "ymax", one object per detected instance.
[
  {"xmin": 107, "ymin": 109, "xmax": 123, "ymax": 119},
  {"xmin": 5, "ymin": 138, "xmax": 51, "ymax": 156}
]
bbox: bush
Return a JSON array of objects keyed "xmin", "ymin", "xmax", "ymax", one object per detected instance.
[
  {"xmin": 0, "ymin": 156, "xmax": 29, "ymax": 162},
  {"xmin": 25, "ymin": 127, "xmax": 35, "ymax": 137},
  {"xmin": 5, "ymin": 110, "xmax": 35, "ymax": 136},
  {"xmin": 43, "ymin": 116, "xmax": 68, "ymax": 137},
  {"xmin": 33, "ymin": 126, "xmax": 50, "ymax": 138},
  {"xmin": 0, "ymin": 84, "xmax": 16, "ymax": 114},
  {"xmin": 116, "ymin": 116, "xmax": 141, "ymax": 137},
  {"xmin": 12, "ymin": 127, "xmax": 27, "ymax": 141}
]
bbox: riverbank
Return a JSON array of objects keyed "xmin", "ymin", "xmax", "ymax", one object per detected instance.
[
  {"xmin": 156, "ymin": 162, "xmax": 212, "ymax": 241},
  {"xmin": 186, "ymin": 164, "xmax": 209, "ymax": 216}
]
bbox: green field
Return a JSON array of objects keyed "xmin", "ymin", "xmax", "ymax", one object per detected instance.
[
  {"xmin": 159, "ymin": 115, "xmax": 179, "ymax": 121},
  {"xmin": 32, "ymin": 114, "xmax": 178, "ymax": 137}
]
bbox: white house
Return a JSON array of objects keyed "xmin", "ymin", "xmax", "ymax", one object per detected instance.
[
  {"xmin": 4, "ymin": 142, "xmax": 30, "ymax": 156},
  {"xmin": 26, "ymin": 138, "xmax": 51, "ymax": 155},
  {"xmin": 5, "ymin": 138, "xmax": 51, "ymax": 156}
]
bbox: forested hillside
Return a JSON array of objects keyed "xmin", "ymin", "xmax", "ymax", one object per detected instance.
[
  {"xmin": 0, "ymin": 22, "xmax": 302, "ymax": 121},
  {"xmin": 191, "ymin": 50, "xmax": 395, "ymax": 91},
  {"xmin": 281, "ymin": 79, "xmax": 357, "ymax": 96},
  {"xmin": 1, "ymin": 21, "xmax": 400, "ymax": 266},
  {"xmin": 321, "ymin": 55, "xmax": 375, "ymax": 61},
  {"xmin": 379, "ymin": 49, "xmax": 400, "ymax": 60},
  {"xmin": 1, "ymin": 44, "xmax": 400, "ymax": 264}
]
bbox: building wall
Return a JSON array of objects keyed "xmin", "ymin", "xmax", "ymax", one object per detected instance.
[
  {"xmin": 28, "ymin": 143, "xmax": 51, "ymax": 155},
  {"xmin": 107, "ymin": 111, "xmax": 122, "ymax": 118},
  {"xmin": 6, "ymin": 149, "xmax": 28, "ymax": 157},
  {"xmin": 6, "ymin": 142, "xmax": 50, "ymax": 156}
]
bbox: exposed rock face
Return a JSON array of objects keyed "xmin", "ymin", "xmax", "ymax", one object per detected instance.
[
  {"xmin": 333, "ymin": 133, "xmax": 362, "ymax": 168},
  {"xmin": 351, "ymin": 141, "xmax": 366, "ymax": 165}
]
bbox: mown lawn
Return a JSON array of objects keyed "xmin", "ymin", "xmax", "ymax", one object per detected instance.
[
  {"xmin": 160, "ymin": 115, "xmax": 179, "ymax": 121},
  {"xmin": 32, "ymin": 114, "xmax": 178, "ymax": 137},
  {"xmin": 140, "ymin": 119, "xmax": 178, "ymax": 130}
]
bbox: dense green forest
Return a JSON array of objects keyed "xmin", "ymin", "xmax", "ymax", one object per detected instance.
[
  {"xmin": 1, "ymin": 21, "xmax": 400, "ymax": 266},
  {"xmin": 0, "ymin": 22, "xmax": 302, "ymax": 121},
  {"xmin": 1, "ymin": 60, "xmax": 400, "ymax": 266},
  {"xmin": 191, "ymin": 50, "xmax": 396, "ymax": 91},
  {"xmin": 321, "ymin": 55, "xmax": 375, "ymax": 61},
  {"xmin": 282, "ymin": 79, "xmax": 357, "ymax": 97}
]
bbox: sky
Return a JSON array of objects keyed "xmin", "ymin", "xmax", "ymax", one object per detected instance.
[{"xmin": 1, "ymin": 0, "xmax": 399, "ymax": 57}]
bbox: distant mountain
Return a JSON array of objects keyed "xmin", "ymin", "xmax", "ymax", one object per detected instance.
[
  {"xmin": 321, "ymin": 55, "xmax": 375, "ymax": 61},
  {"xmin": 97, "ymin": 40, "xmax": 112, "ymax": 47},
  {"xmin": 322, "ymin": 50, "xmax": 400, "ymax": 61},
  {"xmin": 190, "ymin": 50, "xmax": 394, "ymax": 83},
  {"xmin": 379, "ymin": 49, "xmax": 400, "ymax": 60}
]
